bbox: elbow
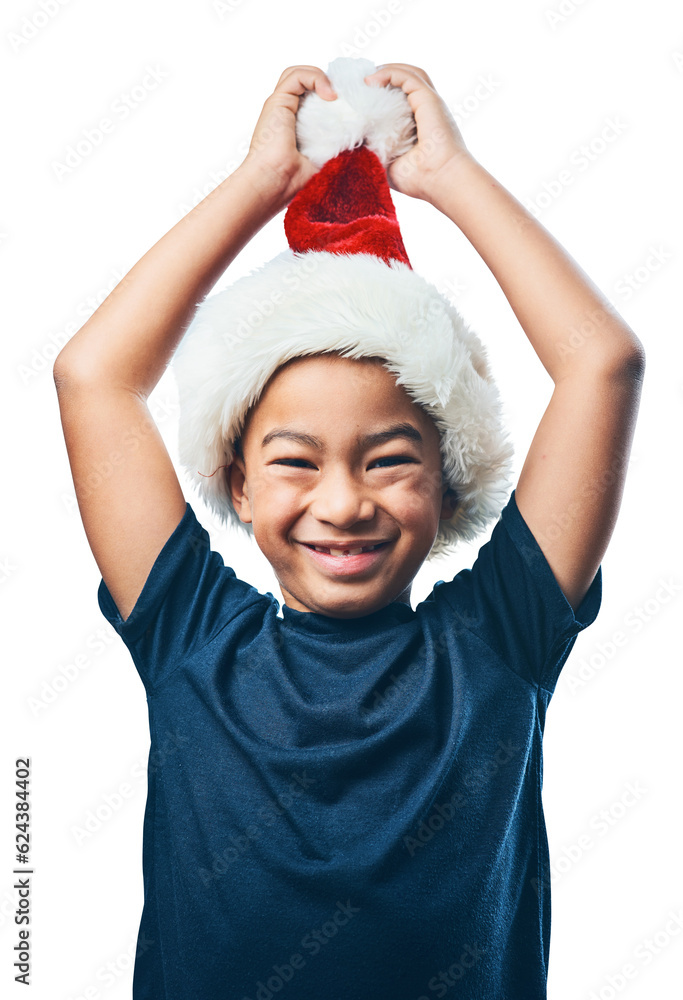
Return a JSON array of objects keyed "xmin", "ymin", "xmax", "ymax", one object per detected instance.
[
  {"xmin": 596, "ymin": 336, "xmax": 646, "ymax": 385},
  {"xmin": 53, "ymin": 349, "xmax": 105, "ymax": 389},
  {"xmin": 53, "ymin": 345, "xmax": 78, "ymax": 380},
  {"xmin": 614, "ymin": 342, "xmax": 646, "ymax": 384},
  {"xmin": 52, "ymin": 356, "xmax": 73, "ymax": 394},
  {"xmin": 52, "ymin": 354, "xmax": 84, "ymax": 395}
]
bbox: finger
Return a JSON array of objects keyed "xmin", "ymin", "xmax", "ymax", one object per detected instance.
[
  {"xmin": 364, "ymin": 64, "xmax": 435, "ymax": 90},
  {"xmin": 275, "ymin": 64, "xmax": 328, "ymax": 87},
  {"xmin": 274, "ymin": 65, "xmax": 337, "ymax": 101},
  {"xmin": 363, "ymin": 65, "xmax": 439, "ymax": 123}
]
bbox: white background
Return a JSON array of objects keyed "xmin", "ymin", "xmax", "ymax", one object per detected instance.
[{"xmin": 2, "ymin": 0, "xmax": 682, "ymax": 997}]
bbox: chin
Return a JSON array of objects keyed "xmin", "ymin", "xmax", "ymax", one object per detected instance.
[
  {"xmin": 284, "ymin": 578, "xmax": 409, "ymax": 619},
  {"xmin": 307, "ymin": 601, "xmax": 389, "ymax": 620},
  {"xmin": 320, "ymin": 599, "xmax": 389, "ymax": 620}
]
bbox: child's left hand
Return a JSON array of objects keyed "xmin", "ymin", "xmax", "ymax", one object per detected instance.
[{"xmin": 363, "ymin": 63, "xmax": 471, "ymax": 203}]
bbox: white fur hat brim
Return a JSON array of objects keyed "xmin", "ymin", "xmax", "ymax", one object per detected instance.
[{"xmin": 172, "ymin": 249, "xmax": 514, "ymax": 559}]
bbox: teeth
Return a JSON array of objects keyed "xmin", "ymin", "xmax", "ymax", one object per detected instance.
[{"xmin": 313, "ymin": 545, "xmax": 379, "ymax": 556}]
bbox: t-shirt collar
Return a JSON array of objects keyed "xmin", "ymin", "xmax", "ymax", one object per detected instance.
[{"xmin": 279, "ymin": 599, "xmax": 414, "ymax": 635}]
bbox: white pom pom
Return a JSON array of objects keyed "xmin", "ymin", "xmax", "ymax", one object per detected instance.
[{"xmin": 295, "ymin": 57, "xmax": 417, "ymax": 168}]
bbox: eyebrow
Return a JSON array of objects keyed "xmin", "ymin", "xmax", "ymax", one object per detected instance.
[{"xmin": 260, "ymin": 422, "xmax": 424, "ymax": 450}]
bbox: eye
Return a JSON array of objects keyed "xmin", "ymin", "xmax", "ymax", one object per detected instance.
[
  {"xmin": 370, "ymin": 455, "xmax": 418, "ymax": 469},
  {"xmin": 270, "ymin": 458, "xmax": 316, "ymax": 468}
]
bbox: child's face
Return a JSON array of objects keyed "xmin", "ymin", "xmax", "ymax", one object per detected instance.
[{"xmin": 228, "ymin": 354, "xmax": 457, "ymax": 618}]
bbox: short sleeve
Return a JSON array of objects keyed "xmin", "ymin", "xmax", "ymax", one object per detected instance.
[
  {"xmin": 433, "ymin": 489, "xmax": 602, "ymax": 694},
  {"xmin": 97, "ymin": 502, "xmax": 269, "ymax": 691}
]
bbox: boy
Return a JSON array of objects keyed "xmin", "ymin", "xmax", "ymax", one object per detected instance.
[{"xmin": 53, "ymin": 61, "xmax": 644, "ymax": 999}]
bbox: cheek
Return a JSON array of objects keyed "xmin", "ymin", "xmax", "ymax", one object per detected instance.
[
  {"xmin": 250, "ymin": 475, "xmax": 306, "ymax": 528},
  {"xmin": 389, "ymin": 474, "xmax": 443, "ymax": 525}
]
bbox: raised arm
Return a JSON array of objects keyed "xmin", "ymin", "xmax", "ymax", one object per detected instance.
[
  {"xmin": 365, "ymin": 63, "xmax": 645, "ymax": 613},
  {"xmin": 53, "ymin": 66, "xmax": 338, "ymax": 622}
]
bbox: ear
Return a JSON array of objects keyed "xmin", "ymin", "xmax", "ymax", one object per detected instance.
[
  {"xmin": 439, "ymin": 485, "xmax": 459, "ymax": 521},
  {"xmin": 226, "ymin": 456, "xmax": 253, "ymax": 524}
]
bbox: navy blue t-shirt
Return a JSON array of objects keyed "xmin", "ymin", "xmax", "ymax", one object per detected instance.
[{"xmin": 97, "ymin": 489, "xmax": 602, "ymax": 999}]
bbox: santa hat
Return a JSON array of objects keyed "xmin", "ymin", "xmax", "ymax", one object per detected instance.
[{"xmin": 172, "ymin": 57, "xmax": 514, "ymax": 559}]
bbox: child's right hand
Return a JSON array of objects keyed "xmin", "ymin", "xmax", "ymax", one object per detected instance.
[
  {"xmin": 362, "ymin": 63, "xmax": 471, "ymax": 204},
  {"xmin": 240, "ymin": 65, "xmax": 337, "ymax": 208}
]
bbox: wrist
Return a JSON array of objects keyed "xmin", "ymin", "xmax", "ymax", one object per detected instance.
[
  {"xmin": 234, "ymin": 157, "xmax": 297, "ymax": 217},
  {"xmin": 424, "ymin": 151, "xmax": 486, "ymax": 214}
]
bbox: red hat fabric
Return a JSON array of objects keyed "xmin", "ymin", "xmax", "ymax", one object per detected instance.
[
  {"xmin": 284, "ymin": 145, "xmax": 412, "ymax": 268},
  {"xmin": 172, "ymin": 57, "xmax": 514, "ymax": 559}
]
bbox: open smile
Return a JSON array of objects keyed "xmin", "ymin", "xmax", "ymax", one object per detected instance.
[{"xmin": 297, "ymin": 540, "xmax": 392, "ymax": 575}]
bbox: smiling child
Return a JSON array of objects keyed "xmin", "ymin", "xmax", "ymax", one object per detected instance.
[{"xmin": 54, "ymin": 58, "xmax": 644, "ymax": 999}]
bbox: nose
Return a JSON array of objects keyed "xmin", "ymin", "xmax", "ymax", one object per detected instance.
[{"xmin": 309, "ymin": 465, "xmax": 376, "ymax": 529}]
